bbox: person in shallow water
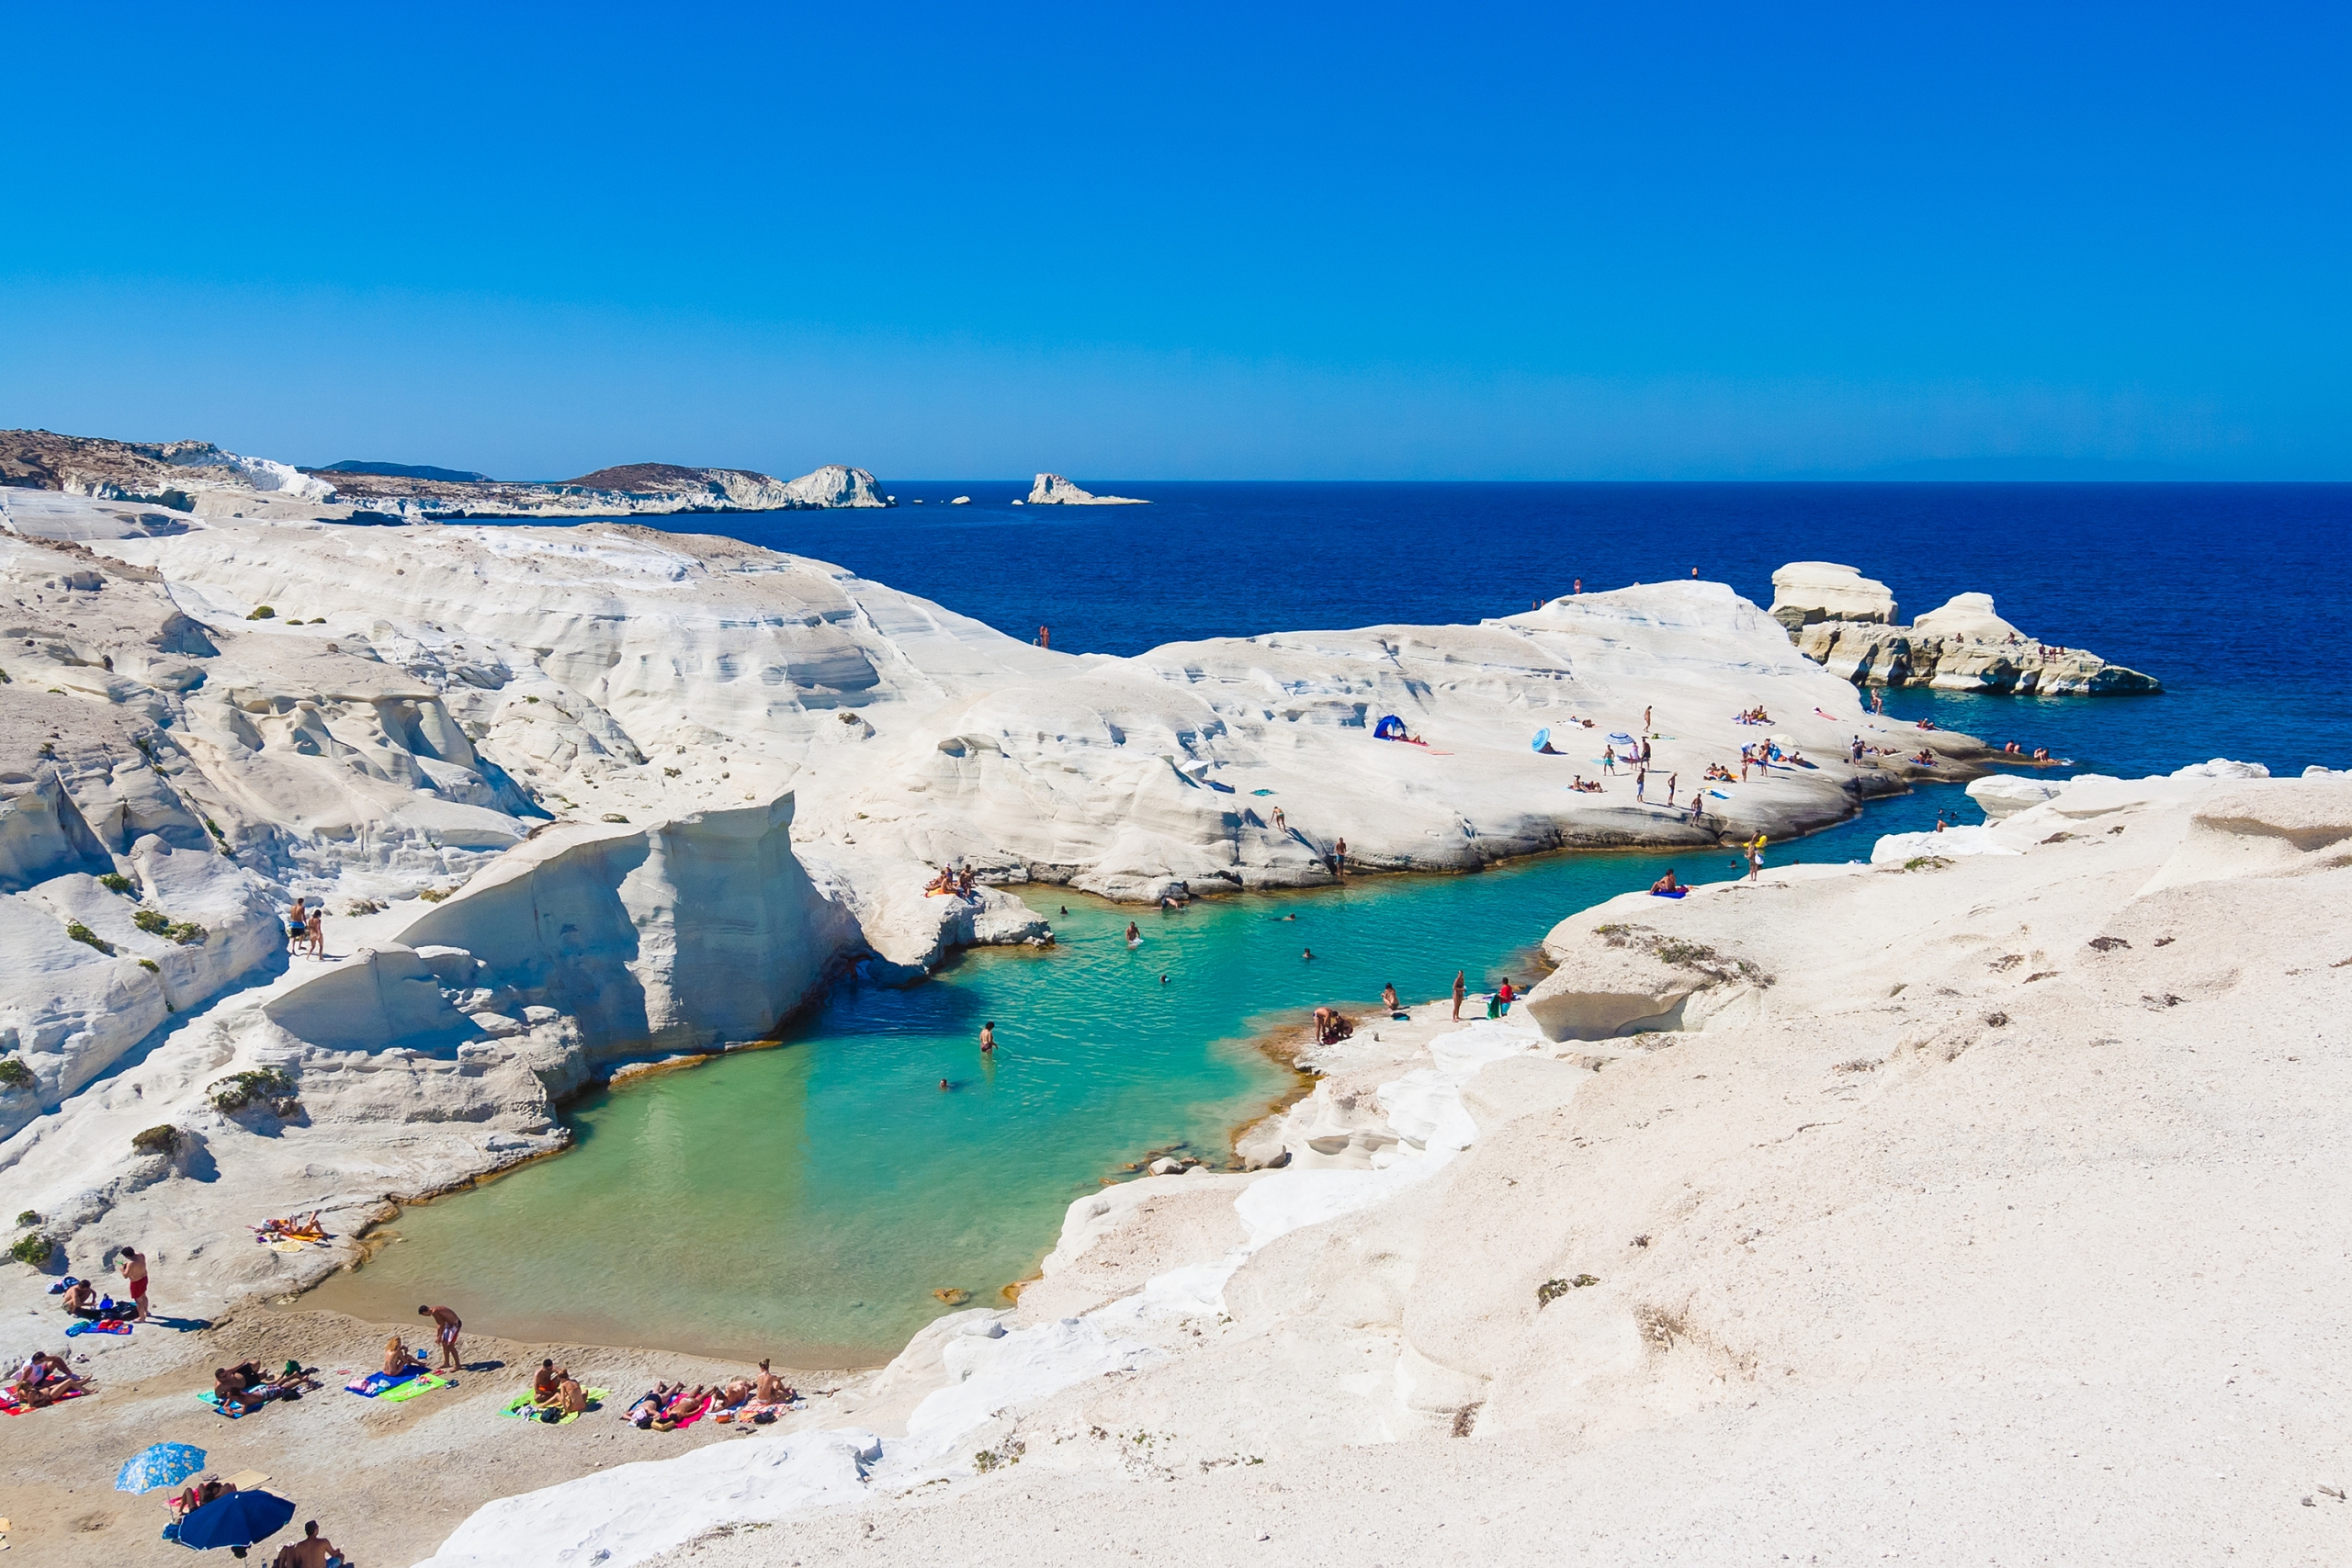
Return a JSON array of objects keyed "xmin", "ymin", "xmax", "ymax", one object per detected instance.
[
  {"xmin": 1125, "ymin": 921, "xmax": 1141, "ymax": 945},
  {"xmin": 979, "ymin": 1021, "xmax": 995, "ymax": 1054}
]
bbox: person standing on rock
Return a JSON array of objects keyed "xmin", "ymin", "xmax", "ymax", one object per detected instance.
[
  {"xmin": 119, "ymin": 1244, "xmax": 151, "ymax": 1322},
  {"xmin": 419, "ymin": 1303, "xmax": 463, "ymax": 1371},
  {"xmin": 1269, "ymin": 805, "xmax": 1288, "ymax": 834},
  {"xmin": 286, "ymin": 897, "xmax": 307, "ymax": 953},
  {"xmin": 1332, "ymin": 837, "xmax": 1348, "ymax": 874},
  {"xmin": 305, "ymin": 906, "xmax": 324, "ymax": 960},
  {"xmin": 1602, "ymin": 745, "xmax": 1617, "ymax": 775},
  {"xmin": 1643, "ymin": 705, "xmax": 1653, "ymax": 734},
  {"xmin": 1666, "ymin": 773, "xmax": 1679, "ymax": 807},
  {"xmin": 1573, "ymin": 578, "xmax": 1582, "ymax": 595},
  {"xmin": 1036, "ymin": 625, "xmax": 1050, "ymax": 649},
  {"xmin": 1635, "ymin": 766, "xmax": 1647, "ymax": 804},
  {"xmin": 1451, "ymin": 970, "xmax": 1466, "ymax": 1020}
]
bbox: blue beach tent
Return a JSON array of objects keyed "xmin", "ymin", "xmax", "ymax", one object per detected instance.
[{"xmin": 1373, "ymin": 715, "xmax": 1408, "ymax": 739}]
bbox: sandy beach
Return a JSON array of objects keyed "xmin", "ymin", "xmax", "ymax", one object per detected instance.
[{"xmin": 0, "ymin": 1305, "xmax": 849, "ymax": 1564}]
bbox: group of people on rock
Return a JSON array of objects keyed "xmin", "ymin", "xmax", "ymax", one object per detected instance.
[
  {"xmin": 922, "ymin": 864, "xmax": 979, "ymax": 898},
  {"xmin": 1311, "ymin": 1005, "xmax": 1354, "ymax": 1045},
  {"xmin": 1733, "ymin": 705, "xmax": 1773, "ymax": 725},
  {"xmin": 1999, "ymin": 741, "xmax": 2053, "ymax": 761}
]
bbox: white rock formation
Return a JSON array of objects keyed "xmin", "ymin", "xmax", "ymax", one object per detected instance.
[
  {"xmin": 1025, "ymin": 473, "xmax": 1148, "ymax": 505},
  {"xmin": 1965, "ymin": 772, "xmax": 2065, "ymax": 819},
  {"xmin": 0, "ymin": 515, "xmax": 1994, "ymax": 1347},
  {"xmin": 1778, "ymin": 562, "xmax": 2162, "ymax": 694},
  {"xmin": 1910, "ymin": 589, "xmax": 2020, "ymax": 641},
  {"xmin": 1, "ymin": 431, "xmax": 891, "ymax": 525},
  {"xmin": 777, "ymin": 463, "xmax": 889, "ymax": 509},
  {"xmin": 1767, "ymin": 560, "xmax": 1896, "ymax": 627},
  {"xmin": 412, "ymin": 767, "xmax": 2352, "ymax": 1568}
]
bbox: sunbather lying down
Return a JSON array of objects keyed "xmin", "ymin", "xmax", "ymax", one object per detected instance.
[
  {"xmin": 214, "ymin": 1359, "xmax": 317, "ymax": 1411},
  {"xmin": 629, "ymin": 1382, "xmax": 718, "ymax": 1429}
]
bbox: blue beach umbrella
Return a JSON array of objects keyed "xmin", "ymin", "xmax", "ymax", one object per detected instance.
[
  {"xmin": 116, "ymin": 1441, "xmax": 207, "ymax": 1494},
  {"xmin": 179, "ymin": 1488, "xmax": 297, "ymax": 1551}
]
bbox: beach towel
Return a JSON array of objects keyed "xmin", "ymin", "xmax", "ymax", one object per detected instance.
[
  {"xmin": 0, "ymin": 1386, "xmax": 87, "ymax": 1416},
  {"xmin": 378, "ymin": 1373, "xmax": 452, "ymax": 1404},
  {"xmin": 65, "ymin": 1317, "xmax": 132, "ymax": 1337},
  {"xmin": 198, "ymin": 1391, "xmax": 248, "ymax": 1419},
  {"xmin": 715, "ymin": 1399, "xmax": 790, "ymax": 1425},
  {"xmin": 499, "ymin": 1389, "xmax": 607, "ymax": 1425},
  {"xmin": 344, "ymin": 1367, "xmax": 423, "ymax": 1398},
  {"xmin": 1650, "ymin": 887, "xmax": 1689, "ymax": 898},
  {"xmin": 1250, "ymin": 788, "xmax": 1276, "ymax": 796},
  {"xmin": 664, "ymin": 1397, "xmax": 712, "ymax": 1430}
]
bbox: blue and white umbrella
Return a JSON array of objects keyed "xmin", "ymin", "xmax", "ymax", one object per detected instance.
[{"xmin": 116, "ymin": 1440, "xmax": 207, "ymax": 1494}]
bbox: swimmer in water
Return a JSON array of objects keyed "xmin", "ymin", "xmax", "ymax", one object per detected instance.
[
  {"xmin": 1160, "ymin": 973, "xmax": 1170, "ymax": 985},
  {"xmin": 1302, "ymin": 947, "xmax": 1314, "ymax": 961},
  {"xmin": 939, "ymin": 1077, "xmax": 951, "ymax": 1090},
  {"xmin": 979, "ymin": 1021, "xmax": 995, "ymax": 1053},
  {"xmin": 1126, "ymin": 921, "xmax": 1141, "ymax": 944}
]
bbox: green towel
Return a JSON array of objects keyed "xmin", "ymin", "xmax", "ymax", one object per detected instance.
[
  {"xmin": 378, "ymin": 1373, "xmax": 451, "ymax": 1404},
  {"xmin": 500, "ymin": 1388, "xmax": 606, "ymax": 1423}
]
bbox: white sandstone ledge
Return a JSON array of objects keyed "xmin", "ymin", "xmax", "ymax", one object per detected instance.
[{"xmin": 411, "ymin": 765, "xmax": 2352, "ymax": 1567}]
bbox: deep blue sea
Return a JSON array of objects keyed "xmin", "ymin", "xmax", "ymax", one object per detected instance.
[{"xmin": 661, "ymin": 481, "xmax": 2352, "ymax": 779}]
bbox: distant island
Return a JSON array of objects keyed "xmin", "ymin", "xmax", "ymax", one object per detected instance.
[
  {"xmin": 309, "ymin": 458, "xmax": 493, "ymax": 483},
  {"xmin": 1026, "ymin": 472, "xmax": 1148, "ymax": 505},
  {"xmin": 0, "ymin": 429, "xmax": 893, "ymax": 522}
]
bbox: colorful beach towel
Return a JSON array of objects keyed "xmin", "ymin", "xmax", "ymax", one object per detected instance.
[
  {"xmin": 378, "ymin": 1373, "xmax": 452, "ymax": 1404},
  {"xmin": 0, "ymin": 1386, "xmax": 87, "ymax": 1416},
  {"xmin": 345, "ymin": 1367, "xmax": 424, "ymax": 1398},
  {"xmin": 714, "ymin": 1399, "xmax": 789, "ymax": 1425},
  {"xmin": 198, "ymin": 1390, "xmax": 247, "ymax": 1419},
  {"xmin": 499, "ymin": 1389, "xmax": 607, "ymax": 1425}
]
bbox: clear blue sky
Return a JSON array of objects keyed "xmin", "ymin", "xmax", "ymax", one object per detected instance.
[{"xmin": 4, "ymin": 2, "xmax": 2345, "ymax": 480}]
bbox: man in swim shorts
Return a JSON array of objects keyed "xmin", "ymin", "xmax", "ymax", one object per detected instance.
[
  {"xmin": 419, "ymin": 1303, "xmax": 462, "ymax": 1371},
  {"xmin": 119, "ymin": 1245, "xmax": 150, "ymax": 1321}
]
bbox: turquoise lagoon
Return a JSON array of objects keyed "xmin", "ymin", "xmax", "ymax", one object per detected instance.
[{"xmin": 306, "ymin": 783, "xmax": 1967, "ymax": 1366}]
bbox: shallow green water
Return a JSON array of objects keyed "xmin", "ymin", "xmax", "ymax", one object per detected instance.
[{"xmin": 305, "ymin": 785, "xmax": 1962, "ymax": 1365}]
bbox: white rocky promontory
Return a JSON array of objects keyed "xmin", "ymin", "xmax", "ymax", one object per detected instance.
[
  {"xmin": 0, "ymin": 505, "xmax": 2001, "ymax": 1332},
  {"xmin": 0, "ymin": 430, "xmax": 893, "ymax": 525},
  {"xmin": 1025, "ymin": 473, "xmax": 1148, "ymax": 505},
  {"xmin": 1775, "ymin": 559, "xmax": 2161, "ymax": 694},
  {"xmin": 411, "ymin": 766, "xmax": 2352, "ymax": 1567}
]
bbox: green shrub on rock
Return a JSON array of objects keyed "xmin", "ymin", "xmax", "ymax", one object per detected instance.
[
  {"xmin": 131, "ymin": 1124, "xmax": 181, "ymax": 1156},
  {"xmin": 65, "ymin": 922, "xmax": 113, "ymax": 954},
  {"xmin": 7, "ymin": 1234, "xmax": 51, "ymax": 1267},
  {"xmin": 209, "ymin": 1068, "xmax": 298, "ymax": 1113},
  {"xmin": 0, "ymin": 1057, "xmax": 34, "ymax": 1091}
]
